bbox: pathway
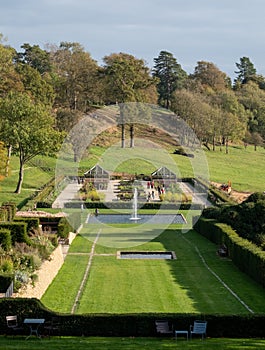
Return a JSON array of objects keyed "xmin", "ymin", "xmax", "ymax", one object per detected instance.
[{"xmin": 52, "ymin": 183, "xmax": 82, "ymax": 208}]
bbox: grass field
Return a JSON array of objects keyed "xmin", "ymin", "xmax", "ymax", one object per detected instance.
[
  {"xmin": 41, "ymin": 216, "xmax": 265, "ymax": 315},
  {"xmin": 1, "ymin": 336, "xmax": 265, "ymax": 349},
  {"xmin": 0, "ymin": 144, "xmax": 264, "ymax": 208}
]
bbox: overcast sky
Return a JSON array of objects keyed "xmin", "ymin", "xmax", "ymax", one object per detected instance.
[{"xmin": 1, "ymin": 0, "xmax": 265, "ymax": 79}]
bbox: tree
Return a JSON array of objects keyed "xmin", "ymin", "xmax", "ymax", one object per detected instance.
[
  {"xmin": 48, "ymin": 42, "xmax": 100, "ymax": 111},
  {"xmin": 0, "ymin": 92, "xmax": 62, "ymax": 193},
  {"xmin": 191, "ymin": 61, "xmax": 230, "ymax": 92},
  {"xmin": 234, "ymin": 57, "xmax": 257, "ymax": 85},
  {"xmin": 152, "ymin": 51, "xmax": 187, "ymax": 109},
  {"xmin": 103, "ymin": 53, "xmax": 157, "ymax": 147},
  {"xmin": 249, "ymin": 132, "xmax": 264, "ymax": 150},
  {"xmin": 236, "ymin": 81, "xmax": 265, "ymax": 140},
  {"xmin": 15, "ymin": 63, "xmax": 55, "ymax": 106},
  {"xmin": 0, "ymin": 141, "xmax": 7, "ymax": 181},
  {"xmin": 0, "ymin": 43, "xmax": 23, "ymax": 97},
  {"xmin": 15, "ymin": 43, "xmax": 52, "ymax": 75}
]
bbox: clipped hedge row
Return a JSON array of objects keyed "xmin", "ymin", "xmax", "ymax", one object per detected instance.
[
  {"xmin": 0, "ymin": 298, "xmax": 265, "ymax": 337},
  {"xmin": 0, "ymin": 229, "xmax": 12, "ymax": 251},
  {"xmin": 0, "ymin": 275, "xmax": 13, "ymax": 293},
  {"xmin": 14, "ymin": 217, "xmax": 40, "ymax": 230},
  {"xmin": 194, "ymin": 217, "xmax": 265, "ymax": 287},
  {"xmin": 0, "ymin": 222, "xmax": 31, "ymax": 245},
  {"xmin": 64, "ymin": 201, "xmax": 203, "ymax": 210},
  {"xmin": 0, "ymin": 202, "xmax": 17, "ymax": 222}
]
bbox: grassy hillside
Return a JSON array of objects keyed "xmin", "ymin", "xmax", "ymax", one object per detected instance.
[{"xmin": 0, "ymin": 129, "xmax": 264, "ymax": 208}]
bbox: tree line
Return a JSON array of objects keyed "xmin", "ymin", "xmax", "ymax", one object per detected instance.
[{"xmin": 0, "ymin": 34, "xmax": 264, "ymax": 192}]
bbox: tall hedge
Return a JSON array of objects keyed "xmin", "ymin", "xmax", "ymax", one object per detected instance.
[
  {"xmin": 0, "ymin": 229, "xmax": 12, "ymax": 251},
  {"xmin": 0, "ymin": 275, "xmax": 13, "ymax": 293},
  {"xmin": 194, "ymin": 217, "xmax": 265, "ymax": 287},
  {"xmin": 0, "ymin": 222, "xmax": 31, "ymax": 245},
  {"xmin": 14, "ymin": 217, "xmax": 40, "ymax": 230},
  {"xmin": 1, "ymin": 202, "xmax": 16, "ymax": 221}
]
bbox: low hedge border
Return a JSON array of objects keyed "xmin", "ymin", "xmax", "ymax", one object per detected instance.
[
  {"xmin": 64, "ymin": 201, "xmax": 204, "ymax": 210},
  {"xmin": 0, "ymin": 298, "xmax": 264, "ymax": 337}
]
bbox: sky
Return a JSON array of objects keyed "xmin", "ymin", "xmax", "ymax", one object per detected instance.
[{"xmin": 1, "ymin": 0, "xmax": 265, "ymax": 80}]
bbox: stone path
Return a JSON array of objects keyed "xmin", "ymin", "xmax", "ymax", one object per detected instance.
[
  {"xmin": 52, "ymin": 183, "xmax": 82, "ymax": 208},
  {"xmin": 51, "ymin": 180, "xmax": 211, "ymax": 208}
]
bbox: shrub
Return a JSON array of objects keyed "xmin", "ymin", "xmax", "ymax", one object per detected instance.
[
  {"xmin": 57, "ymin": 217, "xmax": 72, "ymax": 238},
  {"xmin": 0, "ymin": 274, "xmax": 13, "ymax": 293},
  {"xmin": 0, "ymin": 229, "xmax": 12, "ymax": 251},
  {"xmin": 14, "ymin": 217, "xmax": 40, "ymax": 230},
  {"xmin": 0, "ymin": 222, "xmax": 31, "ymax": 245},
  {"xmin": 0, "ymin": 259, "xmax": 14, "ymax": 273},
  {"xmin": 1, "ymin": 202, "xmax": 17, "ymax": 221}
]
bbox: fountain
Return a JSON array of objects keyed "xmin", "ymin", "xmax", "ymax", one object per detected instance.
[{"xmin": 130, "ymin": 187, "xmax": 141, "ymax": 221}]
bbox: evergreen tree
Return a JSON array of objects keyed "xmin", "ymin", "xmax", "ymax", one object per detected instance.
[
  {"xmin": 234, "ymin": 57, "xmax": 257, "ymax": 85},
  {"xmin": 153, "ymin": 51, "xmax": 187, "ymax": 109}
]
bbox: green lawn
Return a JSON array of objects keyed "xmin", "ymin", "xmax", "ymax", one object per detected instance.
[
  {"xmin": 0, "ymin": 145, "xmax": 264, "ymax": 208},
  {"xmin": 0, "ymin": 156, "xmax": 55, "ymax": 207},
  {"xmin": 41, "ymin": 221, "xmax": 265, "ymax": 315},
  {"xmin": 1, "ymin": 336, "xmax": 265, "ymax": 350}
]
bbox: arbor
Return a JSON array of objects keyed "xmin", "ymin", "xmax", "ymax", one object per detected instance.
[
  {"xmin": 0, "ymin": 92, "xmax": 62, "ymax": 193},
  {"xmin": 103, "ymin": 53, "xmax": 157, "ymax": 147},
  {"xmin": 153, "ymin": 51, "xmax": 187, "ymax": 109}
]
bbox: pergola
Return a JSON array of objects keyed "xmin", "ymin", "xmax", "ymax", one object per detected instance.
[{"xmin": 84, "ymin": 165, "xmax": 110, "ymax": 190}]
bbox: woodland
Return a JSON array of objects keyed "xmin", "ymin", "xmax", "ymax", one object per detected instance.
[{"xmin": 0, "ymin": 34, "xmax": 265, "ymax": 193}]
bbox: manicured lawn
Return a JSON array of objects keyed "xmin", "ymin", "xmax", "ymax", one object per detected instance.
[
  {"xmin": 0, "ymin": 336, "xmax": 265, "ymax": 350},
  {"xmin": 0, "ymin": 156, "xmax": 54, "ymax": 207},
  {"xmin": 0, "ymin": 145, "xmax": 264, "ymax": 209},
  {"xmin": 41, "ymin": 255, "xmax": 90, "ymax": 313},
  {"xmin": 41, "ymin": 223, "xmax": 265, "ymax": 315}
]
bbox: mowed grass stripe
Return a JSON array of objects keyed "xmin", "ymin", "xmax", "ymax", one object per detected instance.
[
  {"xmin": 76, "ymin": 256, "xmax": 195, "ymax": 314},
  {"xmin": 41, "ymin": 226, "xmax": 265, "ymax": 315},
  {"xmin": 41, "ymin": 255, "xmax": 89, "ymax": 313},
  {"xmin": 183, "ymin": 231, "xmax": 265, "ymax": 314}
]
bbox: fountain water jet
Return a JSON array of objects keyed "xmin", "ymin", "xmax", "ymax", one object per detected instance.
[{"xmin": 130, "ymin": 187, "xmax": 141, "ymax": 221}]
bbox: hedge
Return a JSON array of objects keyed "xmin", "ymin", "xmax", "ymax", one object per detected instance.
[
  {"xmin": 194, "ymin": 217, "xmax": 265, "ymax": 287},
  {"xmin": 14, "ymin": 217, "xmax": 40, "ymax": 230},
  {"xmin": 0, "ymin": 222, "xmax": 31, "ymax": 246},
  {"xmin": 64, "ymin": 201, "xmax": 204, "ymax": 211},
  {"xmin": 0, "ymin": 275, "xmax": 13, "ymax": 293},
  {"xmin": 0, "ymin": 202, "xmax": 17, "ymax": 222},
  {"xmin": 0, "ymin": 229, "xmax": 12, "ymax": 251},
  {"xmin": 0, "ymin": 298, "xmax": 265, "ymax": 337}
]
